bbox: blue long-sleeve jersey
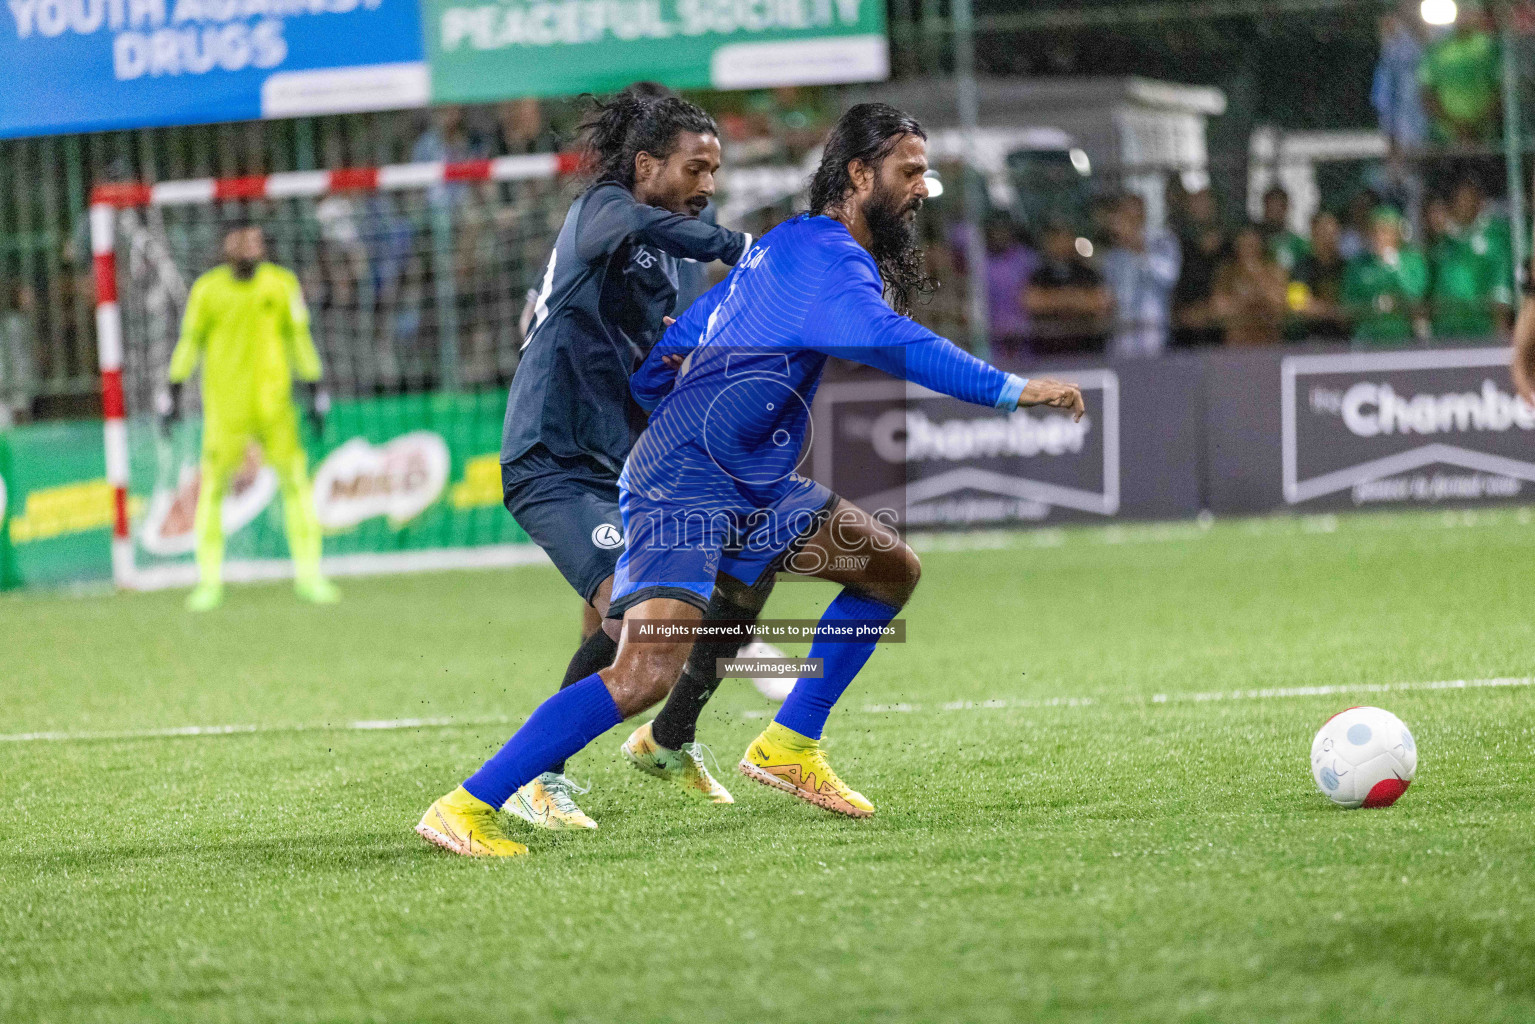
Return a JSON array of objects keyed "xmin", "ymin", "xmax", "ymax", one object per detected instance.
[{"xmin": 626, "ymin": 214, "xmax": 1027, "ymax": 507}]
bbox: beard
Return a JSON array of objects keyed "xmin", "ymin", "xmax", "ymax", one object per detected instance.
[
  {"xmin": 231, "ymin": 258, "xmax": 257, "ymax": 279},
  {"xmin": 860, "ymin": 181, "xmax": 932, "ymax": 316},
  {"xmin": 864, "ymin": 181, "xmax": 920, "ymax": 263}
]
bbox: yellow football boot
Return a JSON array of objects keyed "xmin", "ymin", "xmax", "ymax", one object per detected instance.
[
  {"xmin": 621, "ymin": 721, "xmax": 734, "ymax": 803},
  {"xmin": 738, "ymin": 722, "xmax": 873, "ymax": 818},
  {"xmin": 185, "ymin": 582, "xmax": 224, "ymax": 612},
  {"xmin": 504, "ymin": 772, "xmax": 598, "ymax": 830},
  {"xmin": 416, "ymin": 786, "xmax": 529, "ymax": 857},
  {"xmin": 295, "ymin": 576, "xmax": 341, "ymax": 605}
]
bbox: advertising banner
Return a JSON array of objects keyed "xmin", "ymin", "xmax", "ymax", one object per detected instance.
[
  {"xmin": 811, "ymin": 358, "xmax": 1204, "ymax": 527},
  {"xmin": 0, "ymin": 420, "xmax": 113, "ymax": 588},
  {"xmin": 0, "ymin": 0, "xmax": 887, "ymax": 137},
  {"xmin": 7, "ymin": 345, "xmax": 1532, "ymax": 591},
  {"xmin": 0, "ymin": 0, "xmax": 428, "ymax": 138},
  {"xmin": 425, "ymin": 0, "xmax": 889, "ymax": 103},
  {"xmin": 812, "ymin": 373, "xmax": 1119, "ymax": 528},
  {"xmin": 0, "ymin": 0, "xmax": 890, "ymax": 138},
  {"xmin": 1205, "ymin": 345, "xmax": 1535, "ymax": 516},
  {"xmin": 0, "ymin": 431, "xmax": 12, "ymax": 589},
  {"xmin": 1281, "ymin": 348, "xmax": 1535, "ymax": 510},
  {"xmin": 126, "ymin": 388, "xmax": 529, "ymax": 576}
]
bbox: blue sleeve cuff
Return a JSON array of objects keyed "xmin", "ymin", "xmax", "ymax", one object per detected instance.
[{"xmin": 995, "ymin": 374, "xmax": 1029, "ymax": 411}]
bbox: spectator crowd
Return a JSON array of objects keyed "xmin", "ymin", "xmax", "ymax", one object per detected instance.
[
  {"xmin": 965, "ymin": 0, "xmax": 1523, "ymax": 364},
  {"xmin": 1373, "ymin": 0, "xmax": 1505, "ymax": 153},
  {"xmin": 975, "ymin": 174, "xmax": 1518, "ymax": 365}
]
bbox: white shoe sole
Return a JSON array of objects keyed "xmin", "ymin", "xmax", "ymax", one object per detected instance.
[
  {"xmin": 415, "ymin": 820, "xmax": 528, "ymax": 856},
  {"xmin": 415, "ymin": 821, "xmax": 475, "ymax": 856},
  {"xmin": 736, "ymin": 759, "xmax": 873, "ymax": 819}
]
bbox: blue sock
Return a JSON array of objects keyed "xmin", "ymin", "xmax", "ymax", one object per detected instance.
[
  {"xmin": 774, "ymin": 590, "xmax": 900, "ymax": 740},
  {"xmin": 462, "ymin": 673, "xmax": 622, "ymax": 808}
]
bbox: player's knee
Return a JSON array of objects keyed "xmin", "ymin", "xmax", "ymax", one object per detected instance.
[
  {"xmin": 613, "ymin": 670, "xmax": 673, "ymax": 716},
  {"xmin": 850, "ymin": 543, "xmax": 919, "ymax": 610},
  {"xmin": 890, "ymin": 543, "xmax": 922, "ymax": 605},
  {"xmin": 603, "ymin": 639, "xmax": 689, "ymax": 715}
]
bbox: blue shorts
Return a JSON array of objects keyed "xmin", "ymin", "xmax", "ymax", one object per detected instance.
[
  {"xmin": 608, "ymin": 472, "xmax": 837, "ymax": 617},
  {"xmin": 502, "ymin": 445, "xmax": 625, "ymax": 605}
]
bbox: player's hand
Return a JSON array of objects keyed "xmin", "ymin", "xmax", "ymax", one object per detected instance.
[
  {"xmin": 658, "ymin": 319, "xmax": 687, "ymax": 370},
  {"xmin": 299, "ymin": 383, "xmax": 330, "ymax": 438},
  {"xmin": 1018, "ymin": 377, "xmax": 1086, "ymax": 422},
  {"xmin": 155, "ymin": 384, "xmax": 183, "ymax": 438},
  {"xmin": 1512, "ymin": 299, "xmax": 1535, "ymax": 405},
  {"xmin": 311, "ymin": 387, "xmax": 331, "ymax": 437},
  {"xmin": 1514, "ymin": 345, "xmax": 1535, "ymax": 406}
]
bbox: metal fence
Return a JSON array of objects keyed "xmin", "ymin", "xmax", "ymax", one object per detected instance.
[
  {"xmin": 3, "ymin": 0, "xmax": 1535, "ymax": 422},
  {"xmin": 0, "ymin": 114, "xmax": 446, "ymax": 420}
]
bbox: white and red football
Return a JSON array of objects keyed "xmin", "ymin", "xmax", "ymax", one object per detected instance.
[{"xmin": 1310, "ymin": 706, "xmax": 1417, "ymax": 809}]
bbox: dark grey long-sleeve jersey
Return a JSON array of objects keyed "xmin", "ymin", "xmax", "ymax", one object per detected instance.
[{"xmin": 500, "ymin": 181, "xmax": 749, "ymax": 473}]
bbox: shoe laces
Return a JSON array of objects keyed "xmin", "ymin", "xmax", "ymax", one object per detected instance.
[
  {"xmin": 681, "ymin": 741, "xmax": 722, "ymax": 779},
  {"xmin": 540, "ymin": 772, "xmax": 590, "ymax": 813},
  {"xmin": 460, "ymin": 802, "xmax": 514, "ymax": 843},
  {"xmin": 804, "ymin": 745, "xmax": 850, "ymax": 793}
]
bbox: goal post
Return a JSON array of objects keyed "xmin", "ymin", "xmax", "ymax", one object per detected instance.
[{"xmin": 89, "ymin": 153, "xmax": 583, "ymax": 591}]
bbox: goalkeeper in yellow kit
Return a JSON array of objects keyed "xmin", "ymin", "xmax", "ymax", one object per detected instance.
[{"xmin": 168, "ymin": 219, "xmax": 339, "ymax": 612}]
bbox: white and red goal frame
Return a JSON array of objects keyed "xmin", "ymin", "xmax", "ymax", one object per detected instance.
[{"xmin": 88, "ymin": 152, "xmax": 581, "ymax": 589}]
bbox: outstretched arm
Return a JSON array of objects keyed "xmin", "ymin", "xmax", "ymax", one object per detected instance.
[
  {"xmin": 804, "ymin": 256, "xmax": 1084, "ymax": 419},
  {"xmin": 577, "ymin": 185, "xmax": 749, "ymax": 266},
  {"xmin": 1512, "ymin": 287, "xmax": 1535, "ymax": 404}
]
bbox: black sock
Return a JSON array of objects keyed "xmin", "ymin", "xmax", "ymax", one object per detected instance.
[
  {"xmin": 649, "ymin": 664, "xmax": 726, "ymax": 751},
  {"xmin": 650, "ymin": 591, "xmax": 761, "ymax": 750},
  {"xmin": 549, "ymin": 626, "xmax": 618, "ymax": 774}
]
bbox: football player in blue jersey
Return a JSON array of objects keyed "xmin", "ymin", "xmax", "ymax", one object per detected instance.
[
  {"xmin": 418, "ymin": 102, "xmax": 1084, "ymax": 856},
  {"xmin": 494, "ymin": 87, "xmax": 763, "ymax": 831}
]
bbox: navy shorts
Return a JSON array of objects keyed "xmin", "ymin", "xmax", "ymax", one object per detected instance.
[{"xmin": 502, "ymin": 445, "xmax": 625, "ymax": 605}]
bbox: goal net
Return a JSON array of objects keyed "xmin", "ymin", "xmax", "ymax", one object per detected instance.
[{"xmin": 90, "ymin": 154, "xmax": 583, "ymax": 589}]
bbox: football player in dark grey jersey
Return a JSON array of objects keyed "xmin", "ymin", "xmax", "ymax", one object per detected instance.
[{"xmin": 498, "ymin": 87, "xmax": 758, "ymax": 829}]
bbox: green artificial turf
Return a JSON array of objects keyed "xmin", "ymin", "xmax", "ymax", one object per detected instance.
[{"xmin": 2, "ymin": 509, "xmax": 1533, "ymax": 1023}]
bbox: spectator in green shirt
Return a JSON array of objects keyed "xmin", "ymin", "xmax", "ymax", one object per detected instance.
[
  {"xmin": 1258, "ymin": 185, "xmax": 1311, "ymax": 275},
  {"xmin": 1343, "ymin": 208, "xmax": 1429, "ymax": 346},
  {"xmin": 1418, "ymin": 3, "xmax": 1502, "ymax": 144},
  {"xmin": 1430, "ymin": 177, "xmax": 1514, "ymax": 339}
]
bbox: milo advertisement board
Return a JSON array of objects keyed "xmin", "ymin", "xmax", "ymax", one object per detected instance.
[{"xmin": 126, "ymin": 388, "xmax": 529, "ymax": 581}]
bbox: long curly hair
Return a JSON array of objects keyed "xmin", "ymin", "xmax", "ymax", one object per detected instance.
[
  {"xmin": 578, "ymin": 87, "xmax": 719, "ymax": 190},
  {"xmin": 808, "ymin": 102, "xmax": 935, "ymax": 316}
]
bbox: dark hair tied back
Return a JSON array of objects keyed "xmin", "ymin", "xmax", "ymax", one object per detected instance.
[{"xmin": 578, "ymin": 87, "xmax": 719, "ymax": 189}]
